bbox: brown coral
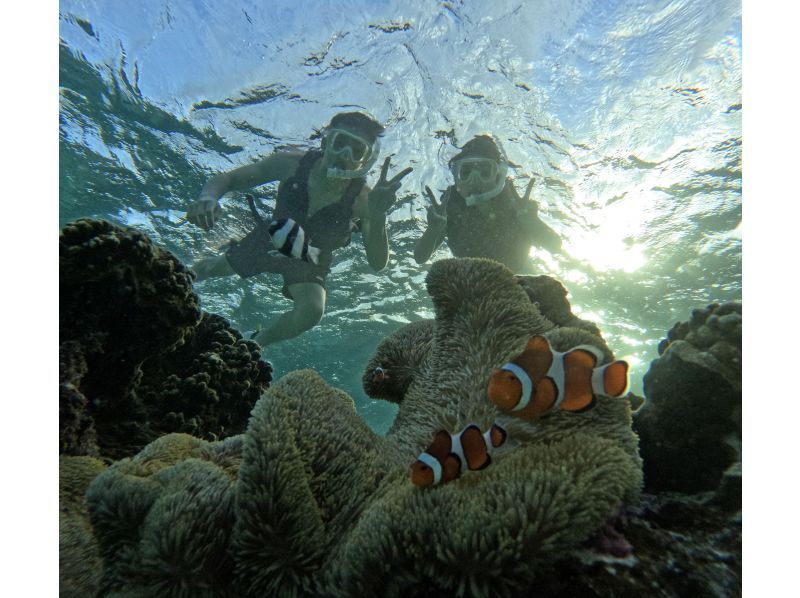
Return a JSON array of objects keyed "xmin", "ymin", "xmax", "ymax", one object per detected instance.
[
  {"xmin": 657, "ymin": 301, "xmax": 741, "ymax": 390},
  {"xmin": 60, "ymin": 218, "xmax": 201, "ymax": 396},
  {"xmin": 134, "ymin": 312, "xmax": 273, "ymax": 442},
  {"xmin": 60, "ymin": 456, "xmax": 107, "ymax": 597},
  {"xmin": 85, "ymin": 433, "xmax": 244, "ymax": 596},
  {"xmin": 60, "ymin": 218, "xmax": 201, "ymax": 457},
  {"xmin": 59, "ymin": 219, "xmax": 272, "ymax": 460},
  {"xmin": 517, "ymin": 274, "xmax": 602, "ymax": 335},
  {"xmin": 635, "ymin": 301, "xmax": 742, "ymax": 494},
  {"xmin": 60, "ymin": 341, "xmax": 99, "ymax": 456}
]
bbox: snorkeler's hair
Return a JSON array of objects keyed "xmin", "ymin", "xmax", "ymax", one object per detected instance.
[
  {"xmin": 327, "ymin": 112, "xmax": 385, "ymax": 143},
  {"xmin": 449, "ymin": 135, "xmax": 504, "ymax": 166}
]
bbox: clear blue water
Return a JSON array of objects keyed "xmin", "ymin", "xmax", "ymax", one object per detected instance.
[{"xmin": 59, "ymin": 0, "xmax": 741, "ymax": 435}]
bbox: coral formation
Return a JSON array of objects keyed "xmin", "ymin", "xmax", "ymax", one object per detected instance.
[
  {"xmin": 362, "ymin": 319, "xmax": 435, "ymax": 402},
  {"xmin": 231, "ymin": 370, "xmax": 397, "ymax": 596},
  {"xmin": 60, "ymin": 456, "xmax": 107, "ymax": 597},
  {"xmin": 85, "ymin": 433, "xmax": 244, "ymax": 597},
  {"xmin": 60, "ymin": 341, "xmax": 99, "ymax": 456},
  {"xmin": 517, "ymin": 274, "xmax": 602, "ymax": 336},
  {"xmin": 656, "ymin": 302, "xmax": 741, "ymax": 391},
  {"xmin": 133, "ymin": 312, "xmax": 273, "ymax": 443},
  {"xmin": 73, "ymin": 257, "xmax": 642, "ymax": 597},
  {"xmin": 635, "ymin": 302, "xmax": 742, "ymax": 494},
  {"xmin": 59, "ymin": 219, "xmax": 272, "ymax": 460},
  {"xmin": 532, "ymin": 491, "xmax": 741, "ymax": 596},
  {"xmin": 59, "ymin": 218, "xmax": 200, "ymax": 457},
  {"xmin": 60, "ymin": 218, "xmax": 201, "ymax": 397}
]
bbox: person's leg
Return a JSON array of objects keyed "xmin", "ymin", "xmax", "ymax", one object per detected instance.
[
  {"xmin": 192, "ymin": 254, "xmax": 236, "ymax": 281},
  {"xmin": 253, "ymin": 282, "xmax": 326, "ymax": 346}
]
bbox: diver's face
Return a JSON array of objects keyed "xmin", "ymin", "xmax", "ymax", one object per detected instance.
[
  {"xmin": 452, "ymin": 157, "xmax": 500, "ymax": 197},
  {"xmin": 324, "ymin": 127, "xmax": 374, "ymax": 170}
]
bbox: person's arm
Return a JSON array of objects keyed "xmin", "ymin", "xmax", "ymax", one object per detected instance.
[
  {"xmin": 524, "ymin": 211, "xmax": 562, "ymax": 253},
  {"xmin": 354, "ymin": 185, "xmax": 389, "ymax": 271},
  {"xmin": 413, "ymin": 186, "xmax": 448, "ymax": 264},
  {"xmin": 513, "ymin": 179, "xmax": 563, "ymax": 254},
  {"xmin": 187, "ymin": 151, "xmax": 303, "ymax": 230},
  {"xmin": 356, "ymin": 157, "xmax": 413, "ymax": 271}
]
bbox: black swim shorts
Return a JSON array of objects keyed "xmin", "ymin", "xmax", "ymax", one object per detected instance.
[{"xmin": 225, "ymin": 225, "xmax": 329, "ymax": 299}]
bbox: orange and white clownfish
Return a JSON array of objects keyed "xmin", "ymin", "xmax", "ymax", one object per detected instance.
[
  {"xmin": 487, "ymin": 335, "xmax": 629, "ymax": 421},
  {"xmin": 410, "ymin": 423, "xmax": 508, "ymax": 487}
]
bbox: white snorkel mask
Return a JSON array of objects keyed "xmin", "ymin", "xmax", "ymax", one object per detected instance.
[
  {"xmin": 323, "ymin": 128, "xmax": 380, "ymax": 179},
  {"xmin": 452, "ymin": 156, "xmax": 509, "ymax": 206}
]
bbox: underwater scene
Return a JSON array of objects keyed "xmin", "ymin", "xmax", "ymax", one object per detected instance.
[{"xmin": 59, "ymin": 0, "xmax": 742, "ymax": 596}]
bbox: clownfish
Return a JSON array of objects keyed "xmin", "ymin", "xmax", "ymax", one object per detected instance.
[
  {"xmin": 373, "ymin": 367, "xmax": 389, "ymax": 383},
  {"xmin": 410, "ymin": 423, "xmax": 508, "ymax": 487},
  {"xmin": 487, "ymin": 335, "xmax": 629, "ymax": 421},
  {"xmin": 267, "ymin": 218, "xmax": 322, "ymax": 265}
]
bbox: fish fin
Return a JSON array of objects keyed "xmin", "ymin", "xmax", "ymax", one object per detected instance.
[
  {"xmin": 566, "ymin": 347, "xmax": 600, "ymax": 368},
  {"xmin": 525, "ymin": 335, "xmax": 551, "ymax": 353},
  {"xmin": 604, "ymin": 360, "xmax": 630, "ymax": 397},
  {"xmin": 570, "ymin": 394, "xmax": 597, "ymax": 413},
  {"xmin": 487, "ymin": 368, "xmax": 523, "ymax": 411},
  {"xmin": 508, "ymin": 376, "xmax": 557, "ymax": 421},
  {"xmin": 516, "ymin": 337, "xmax": 554, "ymax": 388},
  {"xmin": 460, "ymin": 425, "xmax": 490, "ymax": 470},
  {"xmin": 560, "ymin": 350, "xmax": 597, "ymax": 411},
  {"xmin": 426, "ymin": 430, "xmax": 453, "ymax": 461},
  {"xmin": 535, "ymin": 377, "xmax": 559, "ymax": 418},
  {"xmin": 489, "ymin": 424, "xmax": 508, "ymax": 448},
  {"xmin": 560, "ymin": 392, "xmax": 595, "ymax": 411},
  {"xmin": 442, "ymin": 453, "xmax": 462, "ymax": 483},
  {"xmin": 476, "ymin": 452, "xmax": 492, "ymax": 470},
  {"xmin": 410, "ymin": 460, "xmax": 435, "ymax": 487},
  {"xmin": 569, "ymin": 344, "xmax": 604, "ymax": 365}
]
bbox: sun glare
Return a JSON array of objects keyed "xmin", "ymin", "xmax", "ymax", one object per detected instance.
[
  {"xmin": 565, "ymin": 234, "xmax": 647, "ymax": 273},
  {"xmin": 557, "ymin": 191, "xmax": 650, "ymax": 273}
]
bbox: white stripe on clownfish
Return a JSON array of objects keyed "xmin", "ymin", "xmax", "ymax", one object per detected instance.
[
  {"xmin": 548, "ymin": 347, "xmax": 567, "ymax": 409},
  {"xmin": 500, "ymin": 362, "xmax": 533, "ymax": 412},
  {"xmin": 449, "ymin": 430, "xmax": 466, "ymax": 467},
  {"xmin": 416, "ymin": 452, "xmax": 442, "ymax": 485}
]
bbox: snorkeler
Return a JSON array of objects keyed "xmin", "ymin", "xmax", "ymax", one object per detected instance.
[
  {"xmin": 413, "ymin": 135, "xmax": 562, "ymax": 272},
  {"xmin": 186, "ymin": 111, "xmax": 412, "ymax": 346}
]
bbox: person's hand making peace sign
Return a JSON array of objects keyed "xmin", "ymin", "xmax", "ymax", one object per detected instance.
[
  {"xmin": 518, "ymin": 178, "xmax": 540, "ymax": 219},
  {"xmin": 368, "ymin": 157, "xmax": 413, "ymax": 218},
  {"xmin": 423, "ymin": 185, "xmax": 449, "ymax": 233}
]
